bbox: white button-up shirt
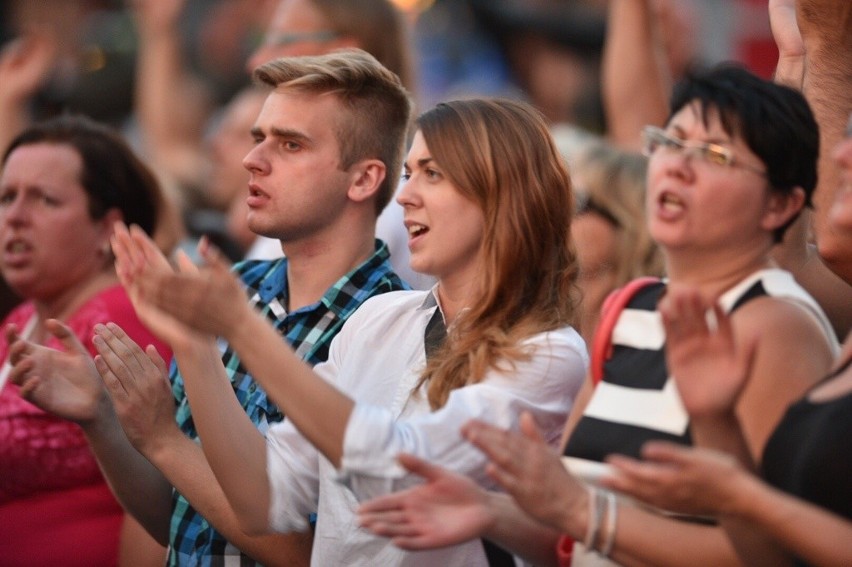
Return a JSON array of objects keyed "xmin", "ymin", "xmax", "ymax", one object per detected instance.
[{"xmin": 266, "ymin": 289, "xmax": 588, "ymax": 566}]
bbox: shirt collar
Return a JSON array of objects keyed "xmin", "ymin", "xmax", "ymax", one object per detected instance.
[{"xmin": 258, "ymin": 239, "xmax": 400, "ymax": 316}]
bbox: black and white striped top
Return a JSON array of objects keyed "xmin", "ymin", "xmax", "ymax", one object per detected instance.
[{"xmin": 565, "ymin": 268, "xmax": 836, "ymax": 463}]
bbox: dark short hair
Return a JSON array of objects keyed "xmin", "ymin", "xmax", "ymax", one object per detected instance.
[
  {"xmin": 3, "ymin": 114, "xmax": 161, "ymax": 235},
  {"xmin": 669, "ymin": 64, "xmax": 819, "ymax": 241}
]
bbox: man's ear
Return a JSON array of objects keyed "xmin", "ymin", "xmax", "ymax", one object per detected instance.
[
  {"xmin": 762, "ymin": 186, "xmax": 806, "ymax": 233},
  {"xmin": 347, "ymin": 159, "xmax": 387, "ymax": 203}
]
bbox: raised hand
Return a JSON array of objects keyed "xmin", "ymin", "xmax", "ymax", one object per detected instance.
[
  {"xmin": 92, "ymin": 322, "xmax": 180, "ymax": 456},
  {"xmin": 112, "ymin": 221, "xmax": 175, "ymax": 291},
  {"xmin": 770, "ymin": 0, "xmax": 805, "ymax": 59},
  {"xmin": 0, "ymin": 31, "xmax": 58, "ymax": 107},
  {"xmin": 357, "ymin": 453, "xmax": 494, "ymax": 550},
  {"xmin": 769, "ymin": 0, "xmax": 805, "ymax": 87},
  {"xmin": 462, "ymin": 412, "xmax": 587, "ymax": 535},
  {"xmin": 137, "ymin": 239, "xmax": 250, "ymax": 339},
  {"xmin": 660, "ymin": 287, "xmax": 756, "ymax": 419},
  {"xmin": 127, "ymin": 0, "xmax": 187, "ymax": 36},
  {"xmin": 111, "ymin": 221, "xmax": 206, "ymax": 349},
  {"xmin": 602, "ymin": 441, "xmax": 746, "ymax": 517},
  {"xmin": 6, "ymin": 320, "xmax": 107, "ymax": 423}
]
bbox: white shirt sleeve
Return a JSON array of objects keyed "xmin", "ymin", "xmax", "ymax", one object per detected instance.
[
  {"xmin": 265, "ymin": 419, "xmax": 321, "ymax": 533},
  {"xmin": 339, "ymin": 330, "xmax": 588, "ymax": 501}
]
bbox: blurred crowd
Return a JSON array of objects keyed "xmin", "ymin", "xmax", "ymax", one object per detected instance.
[{"xmin": 0, "ymin": 0, "xmax": 850, "ymax": 566}]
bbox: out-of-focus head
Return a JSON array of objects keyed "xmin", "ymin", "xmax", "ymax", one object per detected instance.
[
  {"xmin": 0, "ymin": 115, "xmax": 162, "ymax": 299},
  {"xmin": 208, "ymin": 87, "xmax": 268, "ymax": 210},
  {"xmin": 570, "ymin": 141, "xmax": 663, "ymax": 342},
  {"xmin": 573, "ymin": 142, "xmax": 663, "ymax": 284},
  {"xmin": 667, "ymin": 64, "xmax": 819, "ymax": 242},
  {"xmin": 247, "ymin": 0, "xmax": 414, "ymax": 91},
  {"xmin": 253, "ymin": 49, "xmax": 412, "ymax": 213}
]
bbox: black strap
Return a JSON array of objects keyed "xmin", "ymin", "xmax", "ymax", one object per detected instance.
[
  {"xmin": 423, "ymin": 307, "xmax": 516, "ymax": 567},
  {"xmin": 482, "ymin": 539, "xmax": 516, "ymax": 567},
  {"xmin": 423, "ymin": 307, "xmax": 447, "ymax": 359}
]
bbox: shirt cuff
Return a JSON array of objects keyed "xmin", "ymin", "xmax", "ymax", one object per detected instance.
[{"xmin": 340, "ymin": 403, "xmax": 407, "ymax": 480}]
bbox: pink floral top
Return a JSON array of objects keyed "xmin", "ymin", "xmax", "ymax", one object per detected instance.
[{"xmin": 0, "ymin": 285, "xmax": 170, "ymax": 567}]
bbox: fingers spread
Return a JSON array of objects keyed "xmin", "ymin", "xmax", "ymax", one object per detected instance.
[
  {"xmin": 397, "ymin": 453, "xmax": 444, "ymax": 482},
  {"xmin": 8, "ymin": 339, "xmax": 31, "ymax": 366},
  {"xmin": 462, "ymin": 420, "xmax": 512, "ymax": 462},
  {"xmin": 519, "ymin": 411, "xmax": 545, "ymax": 443},
  {"xmin": 9, "ymin": 357, "xmax": 35, "ymax": 386},
  {"xmin": 5, "ymin": 323, "xmax": 19, "ymax": 344},
  {"xmin": 45, "ymin": 319, "xmax": 88, "ymax": 354},
  {"xmin": 18, "ymin": 375, "xmax": 42, "ymax": 399}
]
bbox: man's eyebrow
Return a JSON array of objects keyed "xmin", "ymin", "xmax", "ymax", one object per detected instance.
[
  {"xmin": 249, "ymin": 126, "xmax": 312, "ymax": 145},
  {"xmin": 269, "ymin": 127, "xmax": 311, "ymax": 144}
]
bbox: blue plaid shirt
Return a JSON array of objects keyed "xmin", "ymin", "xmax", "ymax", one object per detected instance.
[{"xmin": 167, "ymin": 240, "xmax": 407, "ymax": 566}]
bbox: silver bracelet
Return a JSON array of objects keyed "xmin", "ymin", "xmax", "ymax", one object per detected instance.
[
  {"xmin": 599, "ymin": 490, "xmax": 618, "ymax": 557},
  {"xmin": 583, "ymin": 486, "xmax": 602, "ymax": 550}
]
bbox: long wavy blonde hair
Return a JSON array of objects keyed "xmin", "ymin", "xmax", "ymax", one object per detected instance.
[{"xmin": 413, "ymin": 99, "xmax": 579, "ymax": 409}]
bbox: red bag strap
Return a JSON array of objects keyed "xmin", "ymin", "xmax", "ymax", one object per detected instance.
[{"xmin": 590, "ymin": 277, "xmax": 661, "ymax": 385}]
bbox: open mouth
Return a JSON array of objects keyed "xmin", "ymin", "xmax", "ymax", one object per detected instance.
[
  {"xmin": 5, "ymin": 239, "xmax": 31, "ymax": 254},
  {"xmin": 659, "ymin": 191, "xmax": 684, "ymax": 212},
  {"xmin": 246, "ymin": 184, "xmax": 269, "ymax": 208},
  {"xmin": 408, "ymin": 224, "xmax": 428, "ymax": 237}
]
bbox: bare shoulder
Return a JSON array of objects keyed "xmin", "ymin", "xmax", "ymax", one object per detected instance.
[
  {"xmin": 729, "ymin": 296, "xmax": 835, "ymax": 453},
  {"xmin": 731, "ymin": 295, "xmax": 834, "ymax": 357}
]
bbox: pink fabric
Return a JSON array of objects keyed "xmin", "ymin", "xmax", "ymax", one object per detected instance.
[{"xmin": 0, "ymin": 285, "xmax": 171, "ymax": 567}]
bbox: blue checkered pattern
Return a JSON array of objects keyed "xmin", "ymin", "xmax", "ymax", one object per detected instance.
[{"xmin": 166, "ymin": 240, "xmax": 407, "ymax": 566}]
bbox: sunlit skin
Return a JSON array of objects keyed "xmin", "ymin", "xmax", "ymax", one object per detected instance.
[
  {"xmin": 0, "ymin": 143, "xmax": 116, "ymax": 312},
  {"xmin": 397, "ymin": 131, "xmax": 485, "ymax": 310},
  {"xmin": 241, "ymin": 90, "xmax": 354, "ymax": 245},
  {"xmin": 646, "ymin": 103, "xmax": 783, "ymax": 269}
]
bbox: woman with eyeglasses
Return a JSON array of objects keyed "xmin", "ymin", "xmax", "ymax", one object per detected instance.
[
  {"xmin": 357, "ymin": 64, "xmax": 838, "ymax": 567},
  {"xmin": 597, "ymin": 114, "xmax": 852, "ymax": 567}
]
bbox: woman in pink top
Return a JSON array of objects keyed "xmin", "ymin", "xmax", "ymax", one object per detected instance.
[{"xmin": 0, "ymin": 115, "xmax": 171, "ymax": 567}]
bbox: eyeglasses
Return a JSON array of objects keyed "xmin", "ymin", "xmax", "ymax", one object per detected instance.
[
  {"xmin": 262, "ymin": 30, "xmax": 340, "ymax": 48},
  {"xmin": 576, "ymin": 193, "xmax": 620, "ymax": 228},
  {"xmin": 641, "ymin": 126, "xmax": 766, "ymax": 176}
]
